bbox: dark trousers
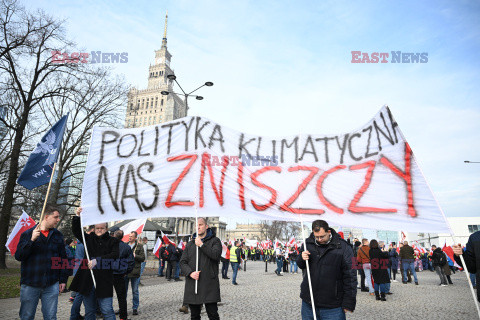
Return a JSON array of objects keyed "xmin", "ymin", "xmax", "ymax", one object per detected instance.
[
  {"xmin": 359, "ymin": 268, "xmax": 366, "ymax": 290},
  {"xmin": 189, "ymin": 303, "xmax": 219, "ymax": 320},
  {"xmin": 221, "ymin": 261, "xmax": 229, "ymax": 278},
  {"xmin": 113, "ymin": 274, "xmax": 128, "ymax": 320},
  {"xmin": 167, "ymin": 260, "xmax": 178, "ymax": 279}
]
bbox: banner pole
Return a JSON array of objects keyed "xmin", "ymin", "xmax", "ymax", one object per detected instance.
[
  {"xmin": 37, "ymin": 162, "xmax": 57, "ymax": 225},
  {"xmin": 195, "ymin": 210, "xmax": 199, "ymax": 294},
  {"xmin": 299, "ymin": 215, "xmax": 317, "ymax": 320},
  {"xmin": 450, "ymin": 234, "xmax": 480, "ymax": 318},
  {"xmin": 78, "ymin": 207, "xmax": 97, "ymax": 288}
]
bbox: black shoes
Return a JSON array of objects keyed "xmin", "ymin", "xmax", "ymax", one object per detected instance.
[
  {"xmin": 232, "ymin": 282, "xmax": 238, "ymax": 285},
  {"xmin": 380, "ymin": 292, "xmax": 386, "ymax": 301},
  {"xmin": 132, "ymin": 309, "xmax": 138, "ymax": 316},
  {"xmin": 374, "ymin": 291, "xmax": 381, "ymax": 301},
  {"xmin": 174, "ymin": 278, "xmax": 183, "ymax": 282},
  {"xmin": 415, "ymin": 282, "xmax": 419, "ymax": 285}
]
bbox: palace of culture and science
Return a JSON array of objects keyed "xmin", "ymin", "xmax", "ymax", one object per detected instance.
[{"xmin": 123, "ymin": 13, "xmax": 226, "ymax": 240}]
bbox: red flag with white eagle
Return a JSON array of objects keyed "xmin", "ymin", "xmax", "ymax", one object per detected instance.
[
  {"xmin": 120, "ymin": 219, "xmax": 146, "ymax": 242},
  {"xmin": 161, "ymin": 231, "xmax": 173, "ymax": 245},
  {"xmin": 6, "ymin": 211, "xmax": 35, "ymax": 256},
  {"xmin": 153, "ymin": 237, "xmax": 162, "ymax": 258}
]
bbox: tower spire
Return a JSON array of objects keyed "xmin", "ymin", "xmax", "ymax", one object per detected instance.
[{"xmin": 162, "ymin": 10, "xmax": 168, "ymax": 48}]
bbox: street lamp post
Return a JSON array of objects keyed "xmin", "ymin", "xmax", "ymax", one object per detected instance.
[{"xmin": 161, "ymin": 74, "xmax": 213, "ymax": 115}]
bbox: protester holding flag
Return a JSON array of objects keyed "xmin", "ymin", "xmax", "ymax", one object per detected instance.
[
  {"xmin": 180, "ymin": 217, "xmax": 222, "ymax": 319},
  {"xmin": 112, "ymin": 230, "xmax": 134, "ymax": 320},
  {"xmin": 70, "ymin": 207, "xmax": 119, "ymax": 320},
  {"xmin": 15, "ymin": 204, "xmax": 68, "ymax": 320},
  {"xmin": 221, "ymin": 242, "xmax": 231, "ymax": 279},
  {"xmin": 453, "ymin": 232, "xmax": 479, "ymax": 300},
  {"xmin": 126, "ymin": 231, "xmax": 145, "ymax": 315},
  {"xmin": 298, "ymin": 220, "xmax": 356, "ymax": 318}
]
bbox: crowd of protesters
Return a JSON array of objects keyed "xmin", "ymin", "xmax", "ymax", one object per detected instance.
[{"xmin": 13, "ymin": 204, "xmax": 479, "ymax": 320}]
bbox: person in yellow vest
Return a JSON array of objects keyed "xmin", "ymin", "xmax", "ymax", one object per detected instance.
[{"xmin": 229, "ymin": 240, "xmax": 242, "ymax": 285}]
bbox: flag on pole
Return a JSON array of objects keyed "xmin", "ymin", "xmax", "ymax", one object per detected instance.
[
  {"xmin": 442, "ymin": 243, "xmax": 461, "ymax": 268},
  {"xmin": 400, "ymin": 231, "xmax": 406, "ymax": 243},
  {"xmin": 120, "ymin": 219, "xmax": 147, "ymax": 242},
  {"xmin": 17, "ymin": 115, "xmax": 69, "ymax": 190},
  {"xmin": 287, "ymin": 236, "xmax": 296, "ymax": 247},
  {"xmin": 5, "ymin": 211, "xmax": 35, "ymax": 255},
  {"xmin": 161, "ymin": 231, "xmax": 173, "ymax": 245},
  {"xmin": 153, "ymin": 237, "xmax": 162, "ymax": 258}
]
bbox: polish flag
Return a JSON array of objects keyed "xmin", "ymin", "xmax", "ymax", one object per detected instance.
[
  {"xmin": 221, "ymin": 243, "xmax": 228, "ymax": 258},
  {"xmin": 6, "ymin": 211, "xmax": 35, "ymax": 256},
  {"xmin": 337, "ymin": 226, "xmax": 344, "ymax": 240},
  {"xmin": 179, "ymin": 239, "xmax": 186, "ymax": 250},
  {"xmin": 287, "ymin": 236, "xmax": 296, "ymax": 247},
  {"xmin": 153, "ymin": 237, "xmax": 162, "ymax": 258},
  {"xmin": 274, "ymin": 239, "xmax": 280, "ymax": 248},
  {"xmin": 229, "ymin": 239, "xmax": 234, "ymax": 246},
  {"xmin": 400, "ymin": 231, "xmax": 406, "ymax": 243},
  {"xmin": 161, "ymin": 231, "xmax": 173, "ymax": 245},
  {"xmin": 120, "ymin": 219, "xmax": 147, "ymax": 242}
]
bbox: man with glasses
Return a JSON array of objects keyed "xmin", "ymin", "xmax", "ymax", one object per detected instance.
[{"xmin": 297, "ymin": 220, "xmax": 357, "ymax": 320}]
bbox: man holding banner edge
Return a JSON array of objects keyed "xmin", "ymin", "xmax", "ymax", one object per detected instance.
[{"xmin": 298, "ymin": 220, "xmax": 356, "ymax": 319}]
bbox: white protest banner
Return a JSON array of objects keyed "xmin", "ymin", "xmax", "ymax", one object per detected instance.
[{"xmin": 81, "ymin": 106, "xmax": 451, "ymax": 233}]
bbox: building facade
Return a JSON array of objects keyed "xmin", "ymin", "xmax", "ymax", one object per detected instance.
[
  {"xmin": 124, "ymin": 13, "xmax": 186, "ymax": 129},
  {"xmin": 226, "ymin": 223, "xmax": 263, "ymax": 241}
]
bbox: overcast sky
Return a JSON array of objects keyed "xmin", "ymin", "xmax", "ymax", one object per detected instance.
[{"xmin": 25, "ymin": 0, "xmax": 480, "ymax": 229}]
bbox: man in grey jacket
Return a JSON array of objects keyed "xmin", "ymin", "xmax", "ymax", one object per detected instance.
[{"xmin": 180, "ymin": 218, "xmax": 222, "ymax": 319}]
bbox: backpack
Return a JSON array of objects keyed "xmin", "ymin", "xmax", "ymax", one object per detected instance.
[{"xmin": 438, "ymin": 252, "xmax": 447, "ymax": 266}]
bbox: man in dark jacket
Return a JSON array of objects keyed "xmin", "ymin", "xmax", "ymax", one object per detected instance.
[
  {"xmin": 297, "ymin": 220, "xmax": 356, "ymax": 319},
  {"xmin": 70, "ymin": 207, "xmax": 119, "ymax": 320},
  {"xmin": 113, "ymin": 230, "xmax": 134, "ymax": 320},
  {"xmin": 15, "ymin": 204, "xmax": 68, "ymax": 320},
  {"xmin": 180, "ymin": 217, "xmax": 222, "ymax": 319},
  {"xmin": 158, "ymin": 243, "xmax": 167, "ymax": 277},
  {"xmin": 126, "ymin": 231, "xmax": 145, "ymax": 316},
  {"xmin": 429, "ymin": 245, "xmax": 448, "ymax": 286},
  {"xmin": 453, "ymin": 231, "xmax": 480, "ymax": 302},
  {"xmin": 399, "ymin": 241, "xmax": 418, "ymax": 285},
  {"xmin": 166, "ymin": 242, "xmax": 183, "ymax": 281}
]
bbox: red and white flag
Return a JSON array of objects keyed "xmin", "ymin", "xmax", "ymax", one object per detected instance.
[
  {"xmin": 400, "ymin": 231, "xmax": 406, "ymax": 243},
  {"xmin": 161, "ymin": 231, "xmax": 173, "ymax": 245},
  {"xmin": 120, "ymin": 219, "xmax": 147, "ymax": 242},
  {"xmin": 221, "ymin": 243, "xmax": 228, "ymax": 259},
  {"xmin": 274, "ymin": 239, "xmax": 280, "ymax": 248},
  {"xmin": 179, "ymin": 239, "xmax": 186, "ymax": 250},
  {"xmin": 287, "ymin": 236, "xmax": 296, "ymax": 247},
  {"xmin": 153, "ymin": 237, "xmax": 162, "ymax": 258},
  {"xmin": 442, "ymin": 243, "xmax": 461, "ymax": 268},
  {"xmin": 6, "ymin": 211, "xmax": 35, "ymax": 256},
  {"xmin": 337, "ymin": 226, "xmax": 344, "ymax": 240}
]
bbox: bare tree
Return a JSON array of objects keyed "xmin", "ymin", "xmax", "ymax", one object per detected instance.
[
  {"xmin": 38, "ymin": 66, "xmax": 128, "ymax": 227},
  {"xmin": 259, "ymin": 220, "xmax": 301, "ymax": 242},
  {"xmin": 0, "ymin": 0, "xmax": 79, "ymax": 268}
]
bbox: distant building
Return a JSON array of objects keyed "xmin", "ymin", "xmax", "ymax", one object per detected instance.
[{"xmin": 226, "ymin": 223, "xmax": 263, "ymax": 241}]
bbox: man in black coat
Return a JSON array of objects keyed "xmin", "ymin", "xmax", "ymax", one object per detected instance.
[
  {"xmin": 297, "ymin": 220, "xmax": 356, "ymax": 319},
  {"xmin": 453, "ymin": 231, "xmax": 480, "ymax": 301},
  {"xmin": 166, "ymin": 242, "xmax": 182, "ymax": 281},
  {"xmin": 69, "ymin": 207, "xmax": 119, "ymax": 320},
  {"xmin": 180, "ymin": 217, "xmax": 222, "ymax": 319},
  {"xmin": 112, "ymin": 230, "xmax": 134, "ymax": 320}
]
